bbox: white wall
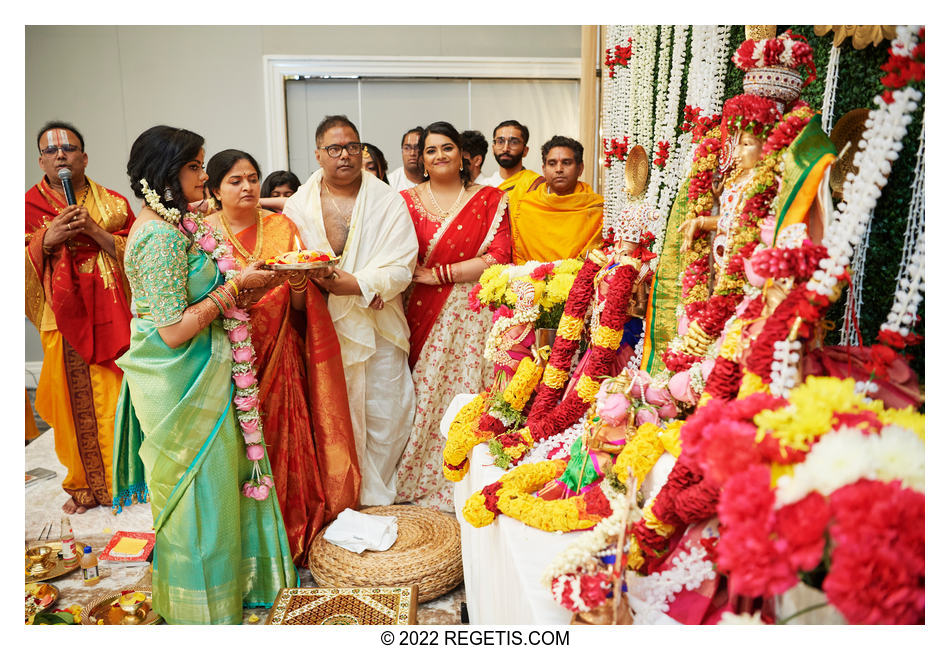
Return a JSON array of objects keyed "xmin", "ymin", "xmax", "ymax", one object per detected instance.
[{"xmin": 24, "ymin": 25, "xmax": 582, "ymax": 366}]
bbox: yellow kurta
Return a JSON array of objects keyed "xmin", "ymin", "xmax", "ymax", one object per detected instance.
[{"xmin": 509, "ymin": 181, "xmax": 604, "ymax": 264}]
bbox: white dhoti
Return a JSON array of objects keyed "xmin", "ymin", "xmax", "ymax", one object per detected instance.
[{"xmin": 285, "ymin": 170, "xmax": 419, "ymax": 506}]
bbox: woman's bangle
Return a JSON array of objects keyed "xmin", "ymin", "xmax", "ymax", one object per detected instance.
[
  {"xmin": 207, "ymin": 290, "xmax": 226, "ymax": 314},
  {"xmin": 446, "ymin": 263, "xmax": 454, "ymax": 283},
  {"xmin": 289, "ymin": 275, "xmax": 309, "ymax": 292},
  {"xmin": 432, "ymin": 266, "xmax": 443, "ymax": 285},
  {"xmin": 227, "ymin": 279, "xmax": 241, "ymax": 297}
]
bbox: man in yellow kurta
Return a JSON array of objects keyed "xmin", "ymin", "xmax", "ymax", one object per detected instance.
[
  {"xmin": 25, "ymin": 121, "xmax": 134, "ymax": 514},
  {"xmin": 510, "ymin": 135, "xmax": 603, "ymax": 264},
  {"xmin": 483, "ymin": 120, "xmax": 543, "ymax": 217}
]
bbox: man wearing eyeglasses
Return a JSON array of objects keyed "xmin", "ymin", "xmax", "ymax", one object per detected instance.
[
  {"xmin": 483, "ymin": 119, "xmax": 543, "ymax": 219},
  {"xmin": 25, "ymin": 121, "xmax": 135, "ymax": 515},
  {"xmin": 387, "ymin": 126, "xmax": 425, "ymax": 192},
  {"xmin": 284, "ymin": 114, "xmax": 418, "ymax": 508}
]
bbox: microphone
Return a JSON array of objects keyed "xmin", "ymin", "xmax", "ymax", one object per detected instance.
[{"xmin": 58, "ymin": 168, "xmax": 77, "ymax": 205}]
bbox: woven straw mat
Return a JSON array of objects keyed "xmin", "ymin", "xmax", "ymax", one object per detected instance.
[{"xmin": 308, "ymin": 505, "xmax": 462, "ymax": 603}]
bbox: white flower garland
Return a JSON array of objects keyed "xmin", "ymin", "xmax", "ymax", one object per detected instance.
[
  {"xmin": 807, "ymin": 84, "xmax": 922, "ymax": 300},
  {"xmin": 626, "ymin": 538, "xmax": 717, "ymax": 625},
  {"xmin": 542, "ymin": 479, "xmax": 628, "ymax": 591},
  {"xmin": 629, "ymin": 25, "xmax": 658, "ymax": 157},
  {"xmin": 881, "ymin": 122, "xmax": 925, "ymax": 338},
  {"xmin": 521, "ymin": 417, "xmax": 584, "ymax": 465},
  {"xmin": 820, "ymin": 44, "xmax": 841, "ymax": 134},
  {"xmin": 649, "ymin": 25, "xmax": 688, "ymax": 213},
  {"xmin": 602, "ymin": 25, "xmax": 635, "ymax": 228},
  {"xmin": 839, "ymin": 224, "xmax": 872, "ymax": 346},
  {"xmin": 773, "ymin": 424, "xmax": 925, "ymax": 507},
  {"xmin": 769, "ymin": 338, "xmax": 802, "ymax": 398}
]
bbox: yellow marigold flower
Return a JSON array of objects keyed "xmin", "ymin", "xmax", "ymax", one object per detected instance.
[
  {"xmin": 627, "ymin": 537, "xmax": 645, "ymax": 572},
  {"xmin": 543, "ymin": 273, "xmax": 575, "ymax": 307},
  {"xmin": 576, "ymin": 375, "xmax": 601, "ymax": 403},
  {"xmin": 592, "ymin": 326, "xmax": 623, "ymax": 350},
  {"xmin": 643, "ymin": 505, "xmax": 675, "ymax": 537},
  {"xmin": 658, "ymin": 421, "xmax": 683, "ymax": 457},
  {"xmin": 503, "ymin": 358, "xmax": 543, "ymax": 410},
  {"xmin": 503, "ymin": 288, "xmax": 518, "ymax": 306},
  {"xmin": 443, "ymin": 394, "xmax": 487, "ymax": 476},
  {"xmin": 462, "ymin": 492, "xmax": 497, "ymax": 528},
  {"xmin": 478, "ymin": 263, "xmax": 506, "ymax": 287},
  {"xmin": 543, "ymin": 365, "xmax": 570, "ymax": 389},
  {"xmin": 614, "ymin": 425, "xmax": 664, "ymax": 485},
  {"xmin": 737, "ymin": 369, "xmax": 768, "ymax": 398},
  {"xmin": 556, "ymin": 314, "xmax": 584, "ymax": 340},
  {"xmin": 880, "ymin": 407, "xmax": 925, "ymax": 439},
  {"xmin": 443, "ymin": 459, "xmax": 470, "ymax": 482},
  {"xmin": 556, "ymin": 258, "xmax": 583, "ymax": 275}
]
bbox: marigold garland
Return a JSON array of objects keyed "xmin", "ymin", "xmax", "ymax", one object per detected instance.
[
  {"xmin": 462, "ymin": 459, "xmax": 568, "ymax": 528},
  {"xmin": 442, "ymin": 394, "xmax": 488, "ymax": 481},
  {"xmin": 496, "ymin": 263, "xmax": 638, "ymax": 467}
]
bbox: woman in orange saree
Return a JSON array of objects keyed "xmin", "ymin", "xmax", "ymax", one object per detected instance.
[
  {"xmin": 205, "ymin": 149, "xmax": 360, "ymax": 566},
  {"xmin": 394, "ymin": 122, "xmax": 511, "ymax": 510}
]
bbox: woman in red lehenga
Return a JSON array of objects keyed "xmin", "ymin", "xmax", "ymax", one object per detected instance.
[
  {"xmin": 394, "ymin": 122, "xmax": 511, "ymax": 510},
  {"xmin": 205, "ymin": 149, "xmax": 360, "ymax": 565}
]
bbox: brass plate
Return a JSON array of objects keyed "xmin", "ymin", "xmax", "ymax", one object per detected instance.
[
  {"xmin": 81, "ymin": 590, "xmax": 162, "ymax": 625},
  {"xmin": 624, "ymin": 145, "xmax": 649, "ymax": 198},
  {"xmin": 24, "ymin": 540, "xmax": 86, "ymax": 583},
  {"xmin": 25, "ymin": 583, "xmax": 59, "ymax": 623},
  {"xmin": 261, "ymin": 259, "xmax": 338, "ymax": 271}
]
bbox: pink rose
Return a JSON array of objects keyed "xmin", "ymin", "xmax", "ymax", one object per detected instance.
[
  {"xmin": 239, "ymin": 417, "xmax": 260, "ymax": 434},
  {"xmin": 198, "ymin": 233, "xmax": 217, "ymax": 252},
  {"xmin": 246, "ymin": 444, "xmax": 265, "ymax": 461},
  {"xmin": 677, "ymin": 313, "xmax": 690, "ymax": 336},
  {"xmin": 627, "ymin": 370, "xmax": 652, "ymax": 400},
  {"xmin": 635, "ymin": 408, "xmax": 659, "ymax": 426},
  {"xmin": 242, "ymin": 429, "xmax": 262, "ymax": 445},
  {"xmin": 599, "ymin": 392, "xmax": 631, "ymax": 426},
  {"xmin": 233, "ymin": 370, "xmax": 256, "ymax": 389},
  {"xmin": 253, "ymin": 484, "xmax": 270, "ymax": 500},
  {"xmin": 181, "ymin": 217, "xmax": 198, "ymax": 233},
  {"xmin": 260, "ymin": 475, "xmax": 275, "ymax": 488},
  {"xmin": 242, "ymin": 482, "xmax": 256, "ymax": 498},
  {"xmin": 701, "ymin": 359, "xmax": 715, "ymax": 381},
  {"xmin": 217, "ymin": 256, "xmax": 237, "ymax": 273},
  {"xmin": 228, "ymin": 324, "xmax": 249, "ymax": 343},
  {"xmin": 232, "ymin": 346, "xmax": 255, "ymax": 364},
  {"xmin": 645, "ymin": 386, "xmax": 673, "ymax": 407},
  {"xmin": 658, "ymin": 402, "xmax": 679, "ymax": 420},
  {"xmin": 223, "ymin": 306, "xmax": 251, "ymax": 321},
  {"xmin": 234, "ymin": 394, "xmax": 258, "ymax": 411},
  {"xmin": 743, "ymin": 257, "xmax": 767, "ymax": 288},
  {"xmin": 668, "ymin": 371, "xmax": 698, "ymax": 405}
]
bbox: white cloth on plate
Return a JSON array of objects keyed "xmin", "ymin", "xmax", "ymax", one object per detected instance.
[{"xmin": 323, "ymin": 508, "xmax": 398, "ymax": 553}]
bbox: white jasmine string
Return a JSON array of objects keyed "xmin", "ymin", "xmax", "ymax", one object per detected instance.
[{"xmin": 821, "ymin": 44, "xmax": 841, "ymax": 134}]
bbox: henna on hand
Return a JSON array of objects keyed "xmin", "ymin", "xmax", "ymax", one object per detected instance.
[{"xmin": 184, "ymin": 297, "xmax": 221, "ymax": 331}]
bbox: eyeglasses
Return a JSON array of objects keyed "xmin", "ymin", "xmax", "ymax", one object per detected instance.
[
  {"xmin": 319, "ymin": 142, "xmax": 363, "ymax": 158},
  {"xmin": 493, "ymin": 137, "xmax": 523, "ymax": 147},
  {"xmin": 401, "ymin": 143, "xmax": 420, "ymax": 152},
  {"xmin": 40, "ymin": 144, "xmax": 80, "ymax": 156}
]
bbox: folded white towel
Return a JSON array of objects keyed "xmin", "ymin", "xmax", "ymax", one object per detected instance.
[{"xmin": 323, "ymin": 508, "xmax": 398, "ymax": 553}]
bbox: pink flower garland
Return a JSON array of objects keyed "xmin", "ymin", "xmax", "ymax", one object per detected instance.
[{"xmin": 179, "ymin": 215, "xmax": 274, "ymax": 501}]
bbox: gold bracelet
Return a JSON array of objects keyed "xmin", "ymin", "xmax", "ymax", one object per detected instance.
[
  {"xmin": 289, "ymin": 275, "xmax": 308, "ymax": 292},
  {"xmin": 227, "ymin": 279, "xmax": 241, "ymax": 297}
]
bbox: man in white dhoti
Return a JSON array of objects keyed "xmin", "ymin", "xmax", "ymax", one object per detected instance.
[{"xmin": 284, "ymin": 114, "xmax": 418, "ymax": 506}]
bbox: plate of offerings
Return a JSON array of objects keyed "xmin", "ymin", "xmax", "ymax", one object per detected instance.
[
  {"xmin": 81, "ymin": 590, "xmax": 162, "ymax": 625},
  {"xmin": 24, "ymin": 540, "xmax": 87, "ymax": 583},
  {"xmin": 262, "ymin": 250, "xmax": 340, "ymax": 270},
  {"xmin": 25, "ymin": 583, "xmax": 59, "ymax": 623}
]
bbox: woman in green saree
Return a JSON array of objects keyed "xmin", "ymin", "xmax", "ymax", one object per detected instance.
[{"xmin": 112, "ymin": 125, "xmax": 297, "ymax": 624}]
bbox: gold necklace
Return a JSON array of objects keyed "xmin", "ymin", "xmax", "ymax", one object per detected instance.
[
  {"xmin": 322, "ymin": 181, "xmax": 352, "ymax": 225},
  {"xmin": 425, "ymin": 181, "xmax": 466, "ymax": 220},
  {"xmin": 221, "ymin": 208, "xmax": 263, "ymax": 262}
]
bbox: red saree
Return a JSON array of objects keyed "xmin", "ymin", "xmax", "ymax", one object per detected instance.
[
  {"xmin": 227, "ymin": 211, "xmax": 360, "ymax": 566},
  {"xmin": 26, "ymin": 178, "xmax": 134, "ymax": 369},
  {"xmin": 402, "ymin": 186, "xmax": 511, "ymax": 367}
]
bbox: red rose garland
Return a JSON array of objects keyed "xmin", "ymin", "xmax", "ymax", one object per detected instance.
[
  {"xmin": 525, "ymin": 256, "xmax": 602, "ymax": 424},
  {"xmin": 496, "ymin": 263, "xmax": 637, "ymax": 465}
]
